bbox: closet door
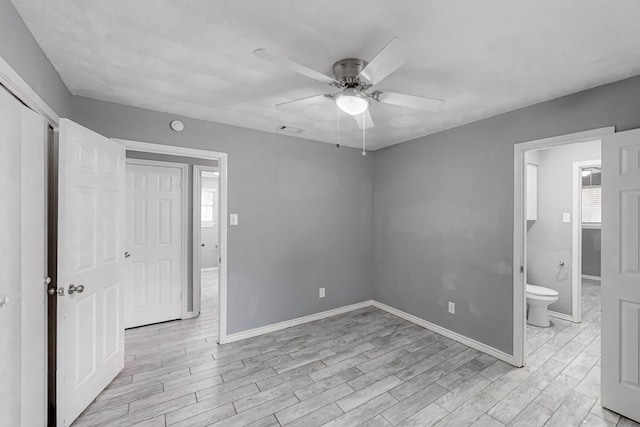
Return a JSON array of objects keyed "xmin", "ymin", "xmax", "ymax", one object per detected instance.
[{"xmin": 0, "ymin": 86, "xmax": 47, "ymax": 426}]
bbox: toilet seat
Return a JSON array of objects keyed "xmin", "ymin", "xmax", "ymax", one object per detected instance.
[{"xmin": 526, "ymin": 284, "xmax": 558, "ymax": 298}]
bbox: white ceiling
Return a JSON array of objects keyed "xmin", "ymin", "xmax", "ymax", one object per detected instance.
[{"xmin": 12, "ymin": 0, "xmax": 640, "ymax": 150}]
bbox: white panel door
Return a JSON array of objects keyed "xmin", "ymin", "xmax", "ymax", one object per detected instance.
[
  {"xmin": 125, "ymin": 162, "xmax": 184, "ymax": 328},
  {"xmin": 20, "ymin": 101, "xmax": 48, "ymax": 427},
  {"xmin": 602, "ymin": 128, "xmax": 640, "ymax": 422},
  {"xmin": 0, "ymin": 86, "xmax": 27, "ymax": 427},
  {"xmin": 0, "ymin": 86, "xmax": 47, "ymax": 427},
  {"xmin": 57, "ymin": 119, "xmax": 125, "ymax": 426}
]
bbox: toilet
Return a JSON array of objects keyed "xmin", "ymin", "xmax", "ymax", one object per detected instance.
[{"xmin": 526, "ymin": 284, "xmax": 559, "ymax": 327}]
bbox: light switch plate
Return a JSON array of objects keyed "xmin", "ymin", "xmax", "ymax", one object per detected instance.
[
  {"xmin": 562, "ymin": 212, "xmax": 571, "ymax": 223},
  {"xmin": 319, "ymin": 288, "xmax": 325, "ymax": 298},
  {"xmin": 448, "ymin": 302, "xmax": 455, "ymax": 314},
  {"xmin": 230, "ymin": 213, "xmax": 239, "ymax": 225}
]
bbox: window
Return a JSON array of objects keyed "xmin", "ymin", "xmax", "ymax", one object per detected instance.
[
  {"xmin": 581, "ymin": 187, "xmax": 601, "ymax": 224},
  {"xmin": 201, "ymin": 188, "xmax": 216, "ymax": 227},
  {"xmin": 581, "ymin": 167, "xmax": 601, "ymax": 225}
]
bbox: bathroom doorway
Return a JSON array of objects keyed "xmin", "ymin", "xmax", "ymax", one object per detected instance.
[
  {"xmin": 513, "ymin": 127, "xmax": 611, "ymax": 367},
  {"xmin": 573, "ymin": 162, "xmax": 602, "ymax": 323}
]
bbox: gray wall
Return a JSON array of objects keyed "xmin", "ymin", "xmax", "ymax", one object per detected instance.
[
  {"xmin": 582, "ymin": 229, "xmax": 601, "ymax": 277},
  {"xmin": 0, "ymin": 0, "xmax": 73, "ymax": 117},
  {"xmin": 125, "ymin": 151, "xmax": 218, "ymax": 313},
  {"xmin": 526, "ymin": 141, "xmax": 601, "ymax": 316},
  {"xmin": 72, "ymin": 96, "xmax": 374, "ymax": 335},
  {"xmin": 1, "ymin": 0, "xmax": 373, "ymax": 336},
  {"xmin": 3, "ymin": 0, "xmax": 639, "ymax": 353},
  {"xmin": 373, "ymin": 74, "xmax": 640, "ymax": 355}
]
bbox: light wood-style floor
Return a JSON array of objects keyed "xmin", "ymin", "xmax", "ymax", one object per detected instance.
[{"xmin": 72, "ymin": 279, "xmax": 639, "ymax": 427}]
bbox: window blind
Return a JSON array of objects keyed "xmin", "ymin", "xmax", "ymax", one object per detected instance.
[{"xmin": 581, "ymin": 186, "xmax": 601, "ymax": 224}]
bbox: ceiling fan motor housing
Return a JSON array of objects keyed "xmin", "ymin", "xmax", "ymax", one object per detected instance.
[{"xmin": 333, "ymin": 58, "xmax": 369, "ymax": 89}]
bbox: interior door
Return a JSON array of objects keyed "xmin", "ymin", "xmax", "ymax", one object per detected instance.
[
  {"xmin": 0, "ymin": 86, "xmax": 47, "ymax": 426},
  {"xmin": 125, "ymin": 161, "xmax": 184, "ymax": 328},
  {"xmin": 57, "ymin": 119, "xmax": 125, "ymax": 427},
  {"xmin": 601, "ymin": 128, "xmax": 640, "ymax": 422},
  {"xmin": 20, "ymin": 98, "xmax": 48, "ymax": 427}
]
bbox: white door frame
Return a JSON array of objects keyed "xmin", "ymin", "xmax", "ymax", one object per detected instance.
[
  {"xmin": 571, "ymin": 159, "xmax": 602, "ymax": 324},
  {"xmin": 512, "ymin": 126, "xmax": 614, "ymax": 367},
  {"xmin": 193, "ymin": 165, "xmax": 220, "ymax": 316},
  {"xmin": 125, "ymin": 158, "xmax": 189, "ymax": 326},
  {"xmin": 0, "ymin": 56, "xmax": 59, "ymax": 128},
  {"xmin": 0, "ymin": 55, "xmax": 60, "ymax": 423},
  {"xmin": 114, "ymin": 139, "xmax": 229, "ymax": 344}
]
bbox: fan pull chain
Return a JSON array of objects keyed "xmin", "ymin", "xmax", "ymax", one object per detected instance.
[
  {"xmin": 337, "ymin": 108, "xmax": 340, "ymax": 147},
  {"xmin": 361, "ymin": 112, "xmax": 367, "ymax": 156}
]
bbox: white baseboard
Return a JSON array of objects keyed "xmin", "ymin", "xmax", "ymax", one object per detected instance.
[
  {"xmin": 182, "ymin": 311, "xmax": 199, "ymax": 320},
  {"xmin": 548, "ymin": 310, "xmax": 576, "ymax": 322},
  {"xmin": 224, "ymin": 300, "xmax": 374, "ymax": 343},
  {"xmin": 224, "ymin": 299, "xmax": 517, "ymax": 367},
  {"xmin": 581, "ymin": 274, "xmax": 601, "ymax": 281},
  {"xmin": 371, "ymin": 301, "xmax": 516, "ymax": 366}
]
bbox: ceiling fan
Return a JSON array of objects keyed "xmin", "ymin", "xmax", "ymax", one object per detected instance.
[{"xmin": 253, "ymin": 38, "xmax": 444, "ymax": 130}]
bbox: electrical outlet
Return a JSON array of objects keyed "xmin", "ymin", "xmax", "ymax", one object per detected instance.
[
  {"xmin": 230, "ymin": 213, "xmax": 239, "ymax": 225},
  {"xmin": 319, "ymin": 288, "xmax": 325, "ymax": 298},
  {"xmin": 448, "ymin": 302, "xmax": 455, "ymax": 314}
]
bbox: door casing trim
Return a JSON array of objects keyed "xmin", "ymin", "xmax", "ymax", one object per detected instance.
[
  {"xmin": 114, "ymin": 139, "xmax": 229, "ymax": 343},
  {"xmin": 0, "ymin": 56, "xmax": 59, "ymax": 128},
  {"xmin": 512, "ymin": 126, "xmax": 614, "ymax": 367}
]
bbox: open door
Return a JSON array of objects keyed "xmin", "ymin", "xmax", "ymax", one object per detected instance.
[
  {"xmin": 56, "ymin": 119, "xmax": 125, "ymax": 426},
  {"xmin": 601, "ymin": 128, "xmax": 640, "ymax": 423}
]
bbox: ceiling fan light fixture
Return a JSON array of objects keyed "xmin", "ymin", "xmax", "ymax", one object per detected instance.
[{"xmin": 334, "ymin": 89, "xmax": 369, "ymax": 116}]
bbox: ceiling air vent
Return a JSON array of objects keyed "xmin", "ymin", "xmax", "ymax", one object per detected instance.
[{"xmin": 277, "ymin": 125, "xmax": 305, "ymax": 134}]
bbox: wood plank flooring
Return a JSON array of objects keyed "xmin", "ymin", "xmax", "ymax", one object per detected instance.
[{"xmin": 72, "ymin": 279, "xmax": 639, "ymax": 426}]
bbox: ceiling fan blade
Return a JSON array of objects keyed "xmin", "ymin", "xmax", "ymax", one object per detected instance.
[
  {"xmin": 353, "ymin": 109, "xmax": 374, "ymax": 129},
  {"xmin": 375, "ymin": 91, "xmax": 444, "ymax": 112},
  {"xmin": 254, "ymin": 48, "xmax": 338, "ymax": 86},
  {"xmin": 358, "ymin": 37, "xmax": 405, "ymax": 86},
  {"xmin": 275, "ymin": 94, "xmax": 332, "ymax": 108}
]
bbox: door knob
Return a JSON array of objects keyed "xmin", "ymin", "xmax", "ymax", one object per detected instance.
[
  {"xmin": 48, "ymin": 288, "xmax": 57, "ymax": 296},
  {"xmin": 68, "ymin": 284, "xmax": 84, "ymax": 295},
  {"xmin": 0, "ymin": 296, "xmax": 9, "ymax": 307},
  {"xmin": 124, "ymin": 252, "xmax": 131, "ymax": 258},
  {"xmin": 201, "ymin": 244, "xmax": 205, "ymax": 247}
]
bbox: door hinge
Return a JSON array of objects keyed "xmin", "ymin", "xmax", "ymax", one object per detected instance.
[{"xmin": 520, "ymin": 265, "xmax": 524, "ymax": 273}]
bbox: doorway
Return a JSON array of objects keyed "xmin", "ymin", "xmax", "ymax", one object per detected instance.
[
  {"xmin": 194, "ymin": 166, "xmax": 220, "ymax": 341},
  {"xmin": 514, "ymin": 128, "xmax": 609, "ymax": 366},
  {"xmin": 119, "ymin": 140, "xmax": 229, "ymax": 343},
  {"xmin": 124, "ymin": 159, "xmax": 188, "ymax": 329},
  {"xmin": 514, "ymin": 127, "xmax": 640, "ymax": 422},
  {"xmin": 514, "ymin": 128, "xmax": 614, "ymax": 366},
  {"xmin": 573, "ymin": 161, "xmax": 602, "ymax": 324}
]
